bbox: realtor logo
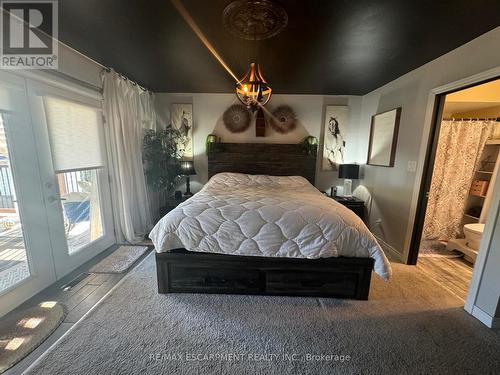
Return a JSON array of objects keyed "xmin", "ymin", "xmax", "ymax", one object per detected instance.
[{"xmin": 0, "ymin": 0, "xmax": 58, "ymax": 69}]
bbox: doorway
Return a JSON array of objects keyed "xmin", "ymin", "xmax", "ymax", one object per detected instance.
[
  {"xmin": 0, "ymin": 71, "xmax": 115, "ymax": 317},
  {"xmin": 409, "ymin": 78, "xmax": 500, "ymax": 301}
]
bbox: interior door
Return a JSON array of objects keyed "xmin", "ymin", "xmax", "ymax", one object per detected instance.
[
  {"xmin": 0, "ymin": 72, "xmax": 56, "ymax": 317},
  {"xmin": 27, "ymin": 80, "xmax": 115, "ymax": 278},
  {"xmin": 407, "ymin": 94, "xmax": 446, "ymax": 264}
]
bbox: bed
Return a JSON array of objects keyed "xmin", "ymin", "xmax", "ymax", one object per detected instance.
[{"xmin": 149, "ymin": 143, "xmax": 391, "ymax": 300}]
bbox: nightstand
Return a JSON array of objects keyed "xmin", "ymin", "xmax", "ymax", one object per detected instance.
[
  {"xmin": 332, "ymin": 196, "xmax": 365, "ymax": 221},
  {"xmin": 159, "ymin": 196, "xmax": 189, "ymax": 217}
]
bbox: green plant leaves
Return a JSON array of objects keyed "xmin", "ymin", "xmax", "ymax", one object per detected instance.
[{"xmin": 143, "ymin": 126, "xmax": 184, "ymax": 194}]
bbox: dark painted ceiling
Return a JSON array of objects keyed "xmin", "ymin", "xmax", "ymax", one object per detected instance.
[{"xmin": 59, "ymin": 0, "xmax": 500, "ymax": 94}]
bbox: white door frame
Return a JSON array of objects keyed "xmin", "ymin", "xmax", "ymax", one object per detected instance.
[
  {"xmin": 402, "ymin": 66, "xmax": 500, "ymax": 324},
  {"xmin": 0, "ymin": 71, "xmax": 56, "ymax": 317}
]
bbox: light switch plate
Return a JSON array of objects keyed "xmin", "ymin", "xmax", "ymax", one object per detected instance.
[{"xmin": 407, "ymin": 161, "xmax": 417, "ymax": 172}]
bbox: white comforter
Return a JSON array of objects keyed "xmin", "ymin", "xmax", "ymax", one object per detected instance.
[{"xmin": 149, "ymin": 173, "xmax": 391, "ymax": 280}]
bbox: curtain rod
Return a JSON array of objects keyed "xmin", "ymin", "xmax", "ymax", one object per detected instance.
[
  {"xmin": 442, "ymin": 117, "xmax": 500, "ymax": 122},
  {"xmin": 41, "ymin": 69, "xmax": 153, "ymax": 96},
  {"xmin": 103, "ymin": 67, "xmax": 153, "ymax": 94}
]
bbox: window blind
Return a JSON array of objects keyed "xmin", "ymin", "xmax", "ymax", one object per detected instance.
[{"xmin": 43, "ymin": 97, "xmax": 104, "ymax": 172}]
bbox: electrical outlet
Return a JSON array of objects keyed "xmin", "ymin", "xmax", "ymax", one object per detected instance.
[{"xmin": 407, "ymin": 161, "xmax": 417, "ymax": 173}]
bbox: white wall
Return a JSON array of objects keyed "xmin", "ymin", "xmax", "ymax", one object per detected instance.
[
  {"xmin": 155, "ymin": 93, "xmax": 363, "ymax": 193},
  {"xmin": 357, "ymin": 27, "xmax": 500, "ymax": 260},
  {"xmin": 475, "ymin": 203, "xmax": 500, "ymax": 320}
]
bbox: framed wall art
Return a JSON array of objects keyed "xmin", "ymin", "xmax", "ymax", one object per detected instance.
[
  {"xmin": 322, "ymin": 105, "xmax": 349, "ymax": 171},
  {"xmin": 171, "ymin": 103, "xmax": 193, "ymax": 159},
  {"xmin": 367, "ymin": 107, "xmax": 401, "ymax": 167}
]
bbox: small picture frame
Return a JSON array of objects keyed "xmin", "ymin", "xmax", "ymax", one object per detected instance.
[{"xmin": 367, "ymin": 107, "xmax": 401, "ymax": 167}]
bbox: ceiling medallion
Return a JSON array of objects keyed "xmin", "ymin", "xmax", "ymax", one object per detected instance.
[{"xmin": 223, "ymin": 0, "xmax": 288, "ymax": 40}]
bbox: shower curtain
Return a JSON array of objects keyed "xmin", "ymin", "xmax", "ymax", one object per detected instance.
[{"xmin": 422, "ymin": 120, "xmax": 497, "ymax": 241}]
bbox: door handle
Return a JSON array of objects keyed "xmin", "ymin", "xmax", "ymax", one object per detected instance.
[{"xmin": 47, "ymin": 196, "xmax": 61, "ymax": 203}]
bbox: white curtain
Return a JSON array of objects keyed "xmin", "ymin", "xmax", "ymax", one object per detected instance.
[{"xmin": 102, "ymin": 70, "xmax": 156, "ymax": 243}]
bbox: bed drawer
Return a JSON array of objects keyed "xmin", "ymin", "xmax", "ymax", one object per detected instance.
[
  {"xmin": 265, "ymin": 270, "xmax": 358, "ymax": 297},
  {"xmin": 168, "ymin": 265, "xmax": 261, "ymax": 293},
  {"xmin": 156, "ymin": 251, "xmax": 373, "ymax": 300}
]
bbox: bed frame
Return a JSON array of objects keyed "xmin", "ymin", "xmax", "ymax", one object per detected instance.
[
  {"xmin": 156, "ymin": 250, "xmax": 374, "ymax": 299},
  {"xmin": 155, "ymin": 142, "xmax": 375, "ymax": 300},
  {"xmin": 207, "ymin": 142, "xmax": 316, "ymax": 184}
]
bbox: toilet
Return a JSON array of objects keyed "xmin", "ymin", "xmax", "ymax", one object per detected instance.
[{"xmin": 463, "ymin": 223, "xmax": 485, "ymax": 250}]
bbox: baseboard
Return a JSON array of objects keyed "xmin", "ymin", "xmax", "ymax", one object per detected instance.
[
  {"xmin": 471, "ymin": 305, "xmax": 498, "ymax": 328},
  {"xmin": 374, "ymin": 235, "xmax": 403, "ymax": 262}
]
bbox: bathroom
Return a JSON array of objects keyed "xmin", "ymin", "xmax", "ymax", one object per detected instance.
[{"xmin": 416, "ymin": 79, "xmax": 500, "ymax": 300}]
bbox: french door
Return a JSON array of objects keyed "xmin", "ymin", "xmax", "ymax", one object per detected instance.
[
  {"xmin": 0, "ymin": 71, "xmax": 114, "ymax": 317},
  {"xmin": 0, "ymin": 71, "xmax": 56, "ymax": 317},
  {"xmin": 27, "ymin": 80, "xmax": 114, "ymax": 278}
]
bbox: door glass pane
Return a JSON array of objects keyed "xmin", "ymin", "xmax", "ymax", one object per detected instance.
[
  {"xmin": 57, "ymin": 168, "xmax": 103, "ymax": 254},
  {"xmin": 0, "ymin": 115, "xmax": 30, "ymax": 293}
]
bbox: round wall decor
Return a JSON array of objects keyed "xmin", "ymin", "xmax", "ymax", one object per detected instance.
[
  {"xmin": 223, "ymin": 104, "xmax": 251, "ymax": 133},
  {"xmin": 270, "ymin": 105, "xmax": 296, "ymax": 133}
]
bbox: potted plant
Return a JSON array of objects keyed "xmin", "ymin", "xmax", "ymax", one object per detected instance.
[{"xmin": 143, "ymin": 125, "xmax": 184, "ymax": 200}]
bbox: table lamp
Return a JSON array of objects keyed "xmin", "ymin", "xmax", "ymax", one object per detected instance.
[
  {"xmin": 338, "ymin": 164, "xmax": 359, "ymax": 197},
  {"xmin": 180, "ymin": 160, "xmax": 196, "ymax": 197}
]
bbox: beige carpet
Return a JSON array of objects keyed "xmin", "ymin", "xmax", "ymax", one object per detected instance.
[
  {"xmin": 89, "ymin": 245, "xmax": 148, "ymax": 273},
  {"xmin": 27, "ymin": 253, "xmax": 500, "ymax": 374},
  {"xmin": 0, "ymin": 302, "xmax": 66, "ymax": 373}
]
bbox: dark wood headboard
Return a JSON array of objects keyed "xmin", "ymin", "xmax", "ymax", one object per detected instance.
[{"xmin": 207, "ymin": 143, "xmax": 317, "ymax": 185}]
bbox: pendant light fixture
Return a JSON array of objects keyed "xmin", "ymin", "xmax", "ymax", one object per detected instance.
[
  {"xmin": 223, "ymin": 0, "xmax": 288, "ymax": 110},
  {"xmin": 235, "ymin": 62, "xmax": 272, "ymax": 109}
]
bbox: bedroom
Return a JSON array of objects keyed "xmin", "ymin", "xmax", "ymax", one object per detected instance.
[{"xmin": 0, "ymin": 0, "xmax": 499, "ymax": 374}]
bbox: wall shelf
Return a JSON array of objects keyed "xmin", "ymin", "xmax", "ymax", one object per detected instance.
[
  {"xmin": 463, "ymin": 139, "xmax": 500, "ymax": 224},
  {"xmin": 485, "ymin": 139, "xmax": 500, "ymax": 145},
  {"xmin": 463, "ymin": 214, "xmax": 480, "ymax": 221},
  {"xmin": 475, "ymin": 170, "xmax": 493, "ymax": 174}
]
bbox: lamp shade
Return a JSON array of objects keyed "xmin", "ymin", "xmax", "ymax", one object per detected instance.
[
  {"xmin": 180, "ymin": 161, "xmax": 196, "ymax": 176},
  {"xmin": 338, "ymin": 164, "xmax": 359, "ymax": 179}
]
